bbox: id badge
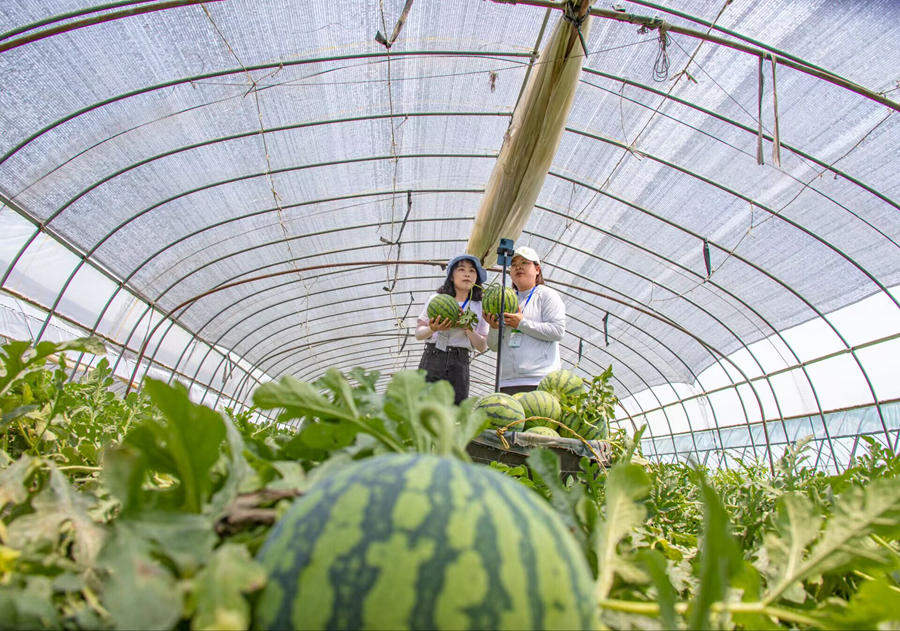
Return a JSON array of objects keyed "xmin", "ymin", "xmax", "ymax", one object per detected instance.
[
  {"xmin": 436, "ymin": 331, "xmax": 450, "ymax": 351},
  {"xmin": 509, "ymin": 329, "xmax": 523, "ymax": 348}
]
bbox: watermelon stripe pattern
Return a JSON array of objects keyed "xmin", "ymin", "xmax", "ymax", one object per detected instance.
[
  {"xmin": 427, "ymin": 294, "xmax": 461, "ymax": 324},
  {"xmin": 474, "ymin": 393, "xmax": 525, "ymax": 429},
  {"xmin": 518, "ymin": 391, "xmax": 562, "ymax": 430},
  {"xmin": 254, "ymin": 455, "xmax": 597, "ymax": 630},
  {"xmin": 537, "ymin": 370, "xmax": 584, "ymax": 401},
  {"xmin": 482, "ymin": 285, "xmax": 519, "ymax": 316}
]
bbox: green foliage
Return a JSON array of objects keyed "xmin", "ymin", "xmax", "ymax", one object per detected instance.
[{"xmin": 1, "ymin": 337, "xmax": 899, "ymax": 630}]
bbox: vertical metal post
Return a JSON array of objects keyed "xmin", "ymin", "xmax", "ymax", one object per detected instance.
[{"xmin": 494, "ymin": 259, "xmax": 509, "ymax": 393}]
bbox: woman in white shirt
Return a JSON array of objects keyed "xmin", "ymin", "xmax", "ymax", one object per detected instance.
[
  {"xmin": 484, "ymin": 246, "xmax": 566, "ymax": 395},
  {"xmin": 415, "ymin": 255, "xmax": 489, "ymax": 404}
]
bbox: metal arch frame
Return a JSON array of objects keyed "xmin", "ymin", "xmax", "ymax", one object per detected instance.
[
  {"xmin": 0, "ymin": 50, "xmax": 532, "ymax": 165},
  {"xmin": 82, "ymin": 147, "xmax": 872, "ymax": 464},
  {"xmin": 7, "ymin": 63, "xmax": 892, "ymax": 358},
  {"xmin": 527, "ymin": 206, "xmax": 838, "ymax": 467},
  {"xmin": 541, "ymin": 167, "xmax": 892, "ymax": 448},
  {"xmin": 21, "ymin": 143, "xmax": 498, "ymax": 342},
  {"xmin": 578, "ymin": 68, "xmax": 900, "ymax": 221},
  {"xmin": 196, "ymin": 257, "xmax": 736, "ymax": 438},
  {"xmin": 1, "ymin": 18, "xmax": 896, "ymax": 462},
  {"xmin": 185, "ymin": 255, "xmax": 757, "ymax": 464},
  {"xmin": 491, "ymin": 0, "xmax": 900, "ymax": 113},
  {"xmin": 59, "ymin": 189, "xmax": 483, "ymax": 385}
]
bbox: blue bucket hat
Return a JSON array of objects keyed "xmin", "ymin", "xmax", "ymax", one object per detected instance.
[{"xmin": 446, "ymin": 254, "xmax": 486, "ymax": 285}]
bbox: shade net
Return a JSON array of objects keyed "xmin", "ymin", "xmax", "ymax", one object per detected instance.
[{"xmin": 1, "ymin": 0, "xmax": 899, "ymax": 462}]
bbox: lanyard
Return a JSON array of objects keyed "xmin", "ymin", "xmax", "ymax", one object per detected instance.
[
  {"xmin": 521, "ymin": 286, "xmax": 537, "ymax": 310},
  {"xmin": 510, "ymin": 286, "xmax": 537, "ymax": 336},
  {"xmin": 460, "ymin": 296, "xmax": 470, "ymax": 310}
]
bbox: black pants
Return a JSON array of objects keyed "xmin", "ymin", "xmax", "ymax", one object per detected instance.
[
  {"xmin": 418, "ymin": 344, "xmax": 470, "ymax": 405},
  {"xmin": 499, "ymin": 385, "xmax": 537, "ymax": 396}
]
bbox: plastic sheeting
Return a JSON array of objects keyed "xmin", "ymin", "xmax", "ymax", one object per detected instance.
[{"xmin": 1, "ymin": 1, "xmax": 899, "ymax": 465}]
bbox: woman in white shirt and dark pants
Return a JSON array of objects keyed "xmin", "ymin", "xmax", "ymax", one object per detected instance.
[
  {"xmin": 484, "ymin": 246, "xmax": 566, "ymax": 395},
  {"xmin": 415, "ymin": 255, "xmax": 490, "ymax": 404}
]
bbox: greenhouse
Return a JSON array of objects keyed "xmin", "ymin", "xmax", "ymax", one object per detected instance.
[{"xmin": 1, "ymin": 1, "xmax": 899, "ymax": 629}]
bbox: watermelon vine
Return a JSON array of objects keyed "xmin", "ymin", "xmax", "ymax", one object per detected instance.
[{"xmin": 0, "ymin": 337, "xmax": 898, "ymax": 629}]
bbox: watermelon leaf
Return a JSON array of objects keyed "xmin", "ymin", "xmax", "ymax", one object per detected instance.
[
  {"xmin": 133, "ymin": 379, "xmax": 227, "ymax": 513},
  {"xmin": 636, "ymin": 548, "xmax": 679, "ymax": 629},
  {"xmin": 595, "ymin": 463, "xmax": 651, "ymax": 600},
  {"xmin": 191, "ymin": 543, "xmax": 267, "ymax": 631},
  {"xmin": 688, "ymin": 471, "xmax": 744, "ymax": 631},
  {"xmin": 761, "ymin": 477, "xmax": 900, "ymax": 605}
]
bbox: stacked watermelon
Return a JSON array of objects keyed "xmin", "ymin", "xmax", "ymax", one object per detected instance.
[
  {"xmin": 538, "ymin": 370, "xmax": 586, "ymax": 403},
  {"xmin": 517, "ymin": 391, "xmax": 562, "ymax": 430},
  {"xmin": 427, "ymin": 294, "xmax": 462, "ymax": 324},
  {"xmin": 254, "ymin": 454, "xmax": 598, "ymax": 630},
  {"xmin": 525, "ymin": 426, "xmax": 560, "ymax": 438},
  {"xmin": 473, "ymin": 393, "xmax": 525, "ymax": 429},
  {"xmin": 482, "ymin": 285, "xmax": 519, "ymax": 315},
  {"xmin": 538, "ymin": 370, "xmax": 606, "ymax": 441}
]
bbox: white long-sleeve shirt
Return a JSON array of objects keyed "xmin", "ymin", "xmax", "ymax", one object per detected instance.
[{"xmin": 487, "ymin": 285, "xmax": 566, "ymax": 387}]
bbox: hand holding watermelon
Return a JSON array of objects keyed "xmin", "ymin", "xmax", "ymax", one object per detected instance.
[{"xmin": 428, "ymin": 316, "xmax": 453, "ymax": 332}]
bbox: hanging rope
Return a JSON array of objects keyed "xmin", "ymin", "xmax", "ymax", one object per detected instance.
[
  {"xmin": 562, "ymin": 1, "xmax": 589, "ymax": 57},
  {"xmin": 757, "ymin": 54, "xmax": 765, "ymax": 165},
  {"xmin": 652, "ymin": 26, "xmax": 670, "ymax": 81},
  {"xmin": 770, "ymin": 53, "xmax": 782, "ymax": 167}
]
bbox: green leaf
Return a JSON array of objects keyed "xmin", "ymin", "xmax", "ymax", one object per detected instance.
[
  {"xmin": 316, "ymin": 368, "xmax": 359, "ymax": 418},
  {"xmin": 253, "ymin": 376, "xmax": 356, "ymax": 424},
  {"xmin": 759, "ymin": 492, "xmax": 822, "ymax": 604},
  {"xmin": 763, "ymin": 477, "xmax": 900, "ymax": 605},
  {"xmin": 527, "ymin": 449, "xmax": 579, "ymax": 529},
  {"xmin": 0, "ymin": 576, "xmax": 60, "ymax": 630},
  {"xmin": 102, "ymin": 444, "xmax": 147, "ymax": 516},
  {"xmin": 595, "ymin": 463, "xmax": 651, "ymax": 600},
  {"xmin": 6, "ymin": 466, "xmax": 105, "ymax": 567},
  {"xmin": 0, "ymin": 405, "xmax": 39, "ymax": 431},
  {"xmin": 382, "ymin": 370, "xmax": 428, "ymax": 446},
  {"xmin": 0, "ymin": 455, "xmax": 42, "ymax": 511},
  {"xmin": 124, "ymin": 513, "xmax": 216, "ymax": 577},
  {"xmin": 814, "ymin": 578, "xmax": 900, "ymax": 630},
  {"xmin": 299, "ymin": 420, "xmax": 359, "ymax": 451},
  {"xmin": 0, "ymin": 337, "xmax": 104, "ymax": 398},
  {"xmin": 99, "ymin": 524, "xmax": 182, "ymax": 631},
  {"xmin": 191, "ymin": 543, "xmax": 267, "ymax": 631},
  {"xmin": 637, "ymin": 548, "xmax": 679, "ymax": 630},
  {"xmin": 133, "ymin": 379, "xmax": 227, "ymax": 513},
  {"xmin": 688, "ymin": 472, "xmax": 744, "ymax": 631}
]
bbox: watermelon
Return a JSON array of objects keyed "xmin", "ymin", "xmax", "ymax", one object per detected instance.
[
  {"xmin": 525, "ymin": 426, "xmax": 560, "ymax": 438},
  {"xmin": 427, "ymin": 294, "xmax": 461, "ymax": 324},
  {"xmin": 558, "ymin": 413, "xmax": 607, "ymax": 441},
  {"xmin": 474, "ymin": 393, "xmax": 525, "ymax": 429},
  {"xmin": 538, "ymin": 370, "xmax": 585, "ymax": 402},
  {"xmin": 518, "ymin": 391, "xmax": 562, "ymax": 430},
  {"xmin": 482, "ymin": 285, "xmax": 519, "ymax": 316},
  {"xmin": 512, "ymin": 392, "xmax": 527, "ymax": 402},
  {"xmin": 254, "ymin": 454, "xmax": 597, "ymax": 630}
]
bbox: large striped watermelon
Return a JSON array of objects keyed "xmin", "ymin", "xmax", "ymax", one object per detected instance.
[
  {"xmin": 518, "ymin": 391, "xmax": 562, "ymax": 430},
  {"xmin": 482, "ymin": 285, "xmax": 519, "ymax": 316},
  {"xmin": 427, "ymin": 294, "xmax": 461, "ymax": 324},
  {"xmin": 558, "ymin": 413, "xmax": 607, "ymax": 441},
  {"xmin": 538, "ymin": 370, "xmax": 585, "ymax": 402},
  {"xmin": 254, "ymin": 454, "xmax": 597, "ymax": 630},
  {"xmin": 474, "ymin": 393, "xmax": 525, "ymax": 429}
]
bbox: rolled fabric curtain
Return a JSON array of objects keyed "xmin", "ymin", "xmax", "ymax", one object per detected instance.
[{"xmin": 467, "ymin": 0, "xmax": 593, "ymax": 265}]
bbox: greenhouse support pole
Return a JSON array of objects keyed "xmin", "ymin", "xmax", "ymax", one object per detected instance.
[{"xmin": 495, "ymin": 239, "xmax": 515, "ymax": 392}]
